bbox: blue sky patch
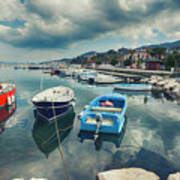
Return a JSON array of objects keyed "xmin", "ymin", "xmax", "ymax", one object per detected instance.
[{"xmin": 0, "ymin": 19, "xmax": 25, "ymax": 28}]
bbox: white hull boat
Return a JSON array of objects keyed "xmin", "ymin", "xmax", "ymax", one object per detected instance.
[{"xmin": 114, "ymin": 84, "xmax": 152, "ymax": 91}]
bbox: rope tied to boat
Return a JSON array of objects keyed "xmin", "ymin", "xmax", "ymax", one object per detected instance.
[
  {"xmin": 52, "ymin": 102, "xmax": 71, "ymax": 180},
  {"xmin": 36, "ymin": 124, "xmax": 74, "ymax": 148},
  {"xmin": 36, "ymin": 106, "xmax": 73, "ymax": 122}
]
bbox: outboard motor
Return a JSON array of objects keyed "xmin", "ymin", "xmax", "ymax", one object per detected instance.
[{"xmin": 94, "ymin": 113, "xmax": 103, "ymax": 140}]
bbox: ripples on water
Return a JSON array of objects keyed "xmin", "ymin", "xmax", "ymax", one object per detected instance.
[{"xmin": 0, "ymin": 68, "xmax": 179, "ymax": 180}]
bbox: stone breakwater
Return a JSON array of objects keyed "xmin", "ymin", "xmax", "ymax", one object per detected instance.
[
  {"xmin": 140, "ymin": 76, "xmax": 180, "ymax": 101},
  {"xmin": 97, "ymin": 168, "xmax": 180, "ymax": 180}
]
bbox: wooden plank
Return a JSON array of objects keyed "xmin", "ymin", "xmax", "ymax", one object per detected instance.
[{"xmin": 91, "ymin": 107, "xmax": 122, "ymax": 112}]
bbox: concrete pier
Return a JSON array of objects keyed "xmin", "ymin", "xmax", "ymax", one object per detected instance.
[
  {"xmin": 96, "ymin": 67, "xmax": 173, "ymax": 77},
  {"xmin": 97, "ymin": 70, "xmax": 141, "ymax": 79}
]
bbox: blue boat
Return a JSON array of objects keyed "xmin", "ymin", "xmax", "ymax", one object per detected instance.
[
  {"xmin": 78, "ymin": 118, "xmax": 127, "ymax": 150},
  {"xmin": 79, "ymin": 94, "xmax": 128, "ymax": 134},
  {"xmin": 114, "ymin": 83, "xmax": 152, "ymax": 91}
]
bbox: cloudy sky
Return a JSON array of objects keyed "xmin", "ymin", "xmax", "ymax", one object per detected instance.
[{"xmin": 0, "ymin": 0, "xmax": 180, "ymax": 62}]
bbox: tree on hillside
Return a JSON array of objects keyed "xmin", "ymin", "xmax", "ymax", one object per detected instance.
[
  {"xmin": 107, "ymin": 49, "xmax": 116, "ymax": 55},
  {"xmin": 104, "ymin": 55, "xmax": 111, "ymax": 64},
  {"xmin": 174, "ymin": 52, "xmax": 180, "ymax": 67},
  {"xmin": 96, "ymin": 59, "xmax": 102, "ymax": 65},
  {"xmin": 165, "ymin": 52, "xmax": 180, "ymax": 69},
  {"xmin": 165, "ymin": 53, "xmax": 176, "ymax": 69},
  {"xmin": 124, "ymin": 56, "xmax": 132, "ymax": 66},
  {"xmin": 110, "ymin": 59, "xmax": 118, "ymax": 66},
  {"xmin": 151, "ymin": 47, "xmax": 166, "ymax": 57},
  {"xmin": 146, "ymin": 47, "xmax": 152, "ymax": 54}
]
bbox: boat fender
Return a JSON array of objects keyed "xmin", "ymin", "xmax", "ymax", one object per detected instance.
[
  {"xmin": 11, "ymin": 95, "xmax": 15, "ymax": 103},
  {"xmin": 7, "ymin": 96, "xmax": 12, "ymax": 105}
]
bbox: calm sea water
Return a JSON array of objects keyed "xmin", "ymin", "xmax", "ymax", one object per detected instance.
[{"xmin": 0, "ymin": 68, "xmax": 180, "ymax": 180}]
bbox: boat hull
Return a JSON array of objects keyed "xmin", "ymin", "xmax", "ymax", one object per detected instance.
[
  {"xmin": 0, "ymin": 102, "xmax": 16, "ymax": 123},
  {"xmin": 0, "ymin": 84, "xmax": 16, "ymax": 108},
  {"xmin": 80, "ymin": 115, "xmax": 126, "ymax": 134},
  {"xmin": 33, "ymin": 101, "xmax": 74, "ymax": 122}
]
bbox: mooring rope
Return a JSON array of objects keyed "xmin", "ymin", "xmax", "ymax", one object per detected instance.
[
  {"xmin": 37, "ymin": 124, "xmax": 73, "ymax": 147},
  {"xmin": 36, "ymin": 106, "xmax": 72, "ymax": 122},
  {"xmin": 52, "ymin": 102, "xmax": 71, "ymax": 180}
]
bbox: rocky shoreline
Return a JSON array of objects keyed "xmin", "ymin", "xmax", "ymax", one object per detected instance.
[
  {"xmin": 97, "ymin": 168, "xmax": 180, "ymax": 180},
  {"xmin": 140, "ymin": 76, "xmax": 180, "ymax": 102}
]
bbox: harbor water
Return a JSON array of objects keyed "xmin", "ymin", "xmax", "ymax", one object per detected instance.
[{"xmin": 0, "ymin": 68, "xmax": 180, "ymax": 180}]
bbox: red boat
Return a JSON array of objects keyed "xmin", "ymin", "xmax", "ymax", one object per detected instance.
[
  {"xmin": 0, "ymin": 82, "xmax": 16, "ymax": 108},
  {"xmin": 0, "ymin": 102, "xmax": 16, "ymax": 135}
]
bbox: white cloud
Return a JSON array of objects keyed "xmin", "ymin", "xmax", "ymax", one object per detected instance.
[
  {"xmin": 0, "ymin": 0, "xmax": 179, "ymax": 61},
  {"xmin": 0, "ymin": 0, "xmax": 25, "ymax": 21},
  {"xmin": 154, "ymin": 10, "xmax": 180, "ymax": 39},
  {"xmin": 118, "ymin": 0, "xmax": 155, "ymax": 12}
]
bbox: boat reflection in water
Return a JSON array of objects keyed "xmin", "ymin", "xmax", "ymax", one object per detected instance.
[
  {"xmin": 114, "ymin": 89, "xmax": 151, "ymax": 104},
  {"xmin": 0, "ymin": 102, "xmax": 16, "ymax": 135},
  {"xmin": 78, "ymin": 118, "xmax": 127, "ymax": 151},
  {"xmin": 32, "ymin": 107, "xmax": 75, "ymax": 158}
]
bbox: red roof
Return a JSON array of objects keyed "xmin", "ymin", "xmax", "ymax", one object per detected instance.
[{"xmin": 86, "ymin": 59, "xmax": 96, "ymax": 63}]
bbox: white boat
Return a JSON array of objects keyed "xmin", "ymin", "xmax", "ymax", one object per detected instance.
[
  {"xmin": 94, "ymin": 74, "xmax": 122, "ymax": 84},
  {"xmin": 114, "ymin": 84, "xmax": 152, "ymax": 91},
  {"xmin": 32, "ymin": 86, "xmax": 75, "ymax": 121},
  {"xmin": 78, "ymin": 70, "xmax": 97, "ymax": 81}
]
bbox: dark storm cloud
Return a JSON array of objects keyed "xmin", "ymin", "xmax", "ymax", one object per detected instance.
[{"xmin": 0, "ymin": 0, "xmax": 179, "ymax": 49}]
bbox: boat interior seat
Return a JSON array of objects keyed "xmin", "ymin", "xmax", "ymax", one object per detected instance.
[{"xmin": 90, "ymin": 107, "xmax": 122, "ymax": 112}]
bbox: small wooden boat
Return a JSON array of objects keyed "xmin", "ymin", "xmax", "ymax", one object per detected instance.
[
  {"xmin": 0, "ymin": 82, "xmax": 16, "ymax": 108},
  {"xmin": 92, "ymin": 74, "xmax": 122, "ymax": 85},
  {"xmin": 79, "ymin": 94, "xmax": 127, "ymax": 134},
  {"xmin": 32, "ymin": 86, "xmax": 75, "ymax": 122},
  {"xmin": 114, "ymin": 84, "xmax": 152, "ymax": 91},
  {"xmin": 78, "ymin": 71, "xmax": 97, "ymax": 81}
]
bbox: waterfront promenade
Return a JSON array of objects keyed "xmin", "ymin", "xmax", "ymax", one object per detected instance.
[{"xmin": 96, "ymin": 67, "xmax": 173, "ymax": 77}]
